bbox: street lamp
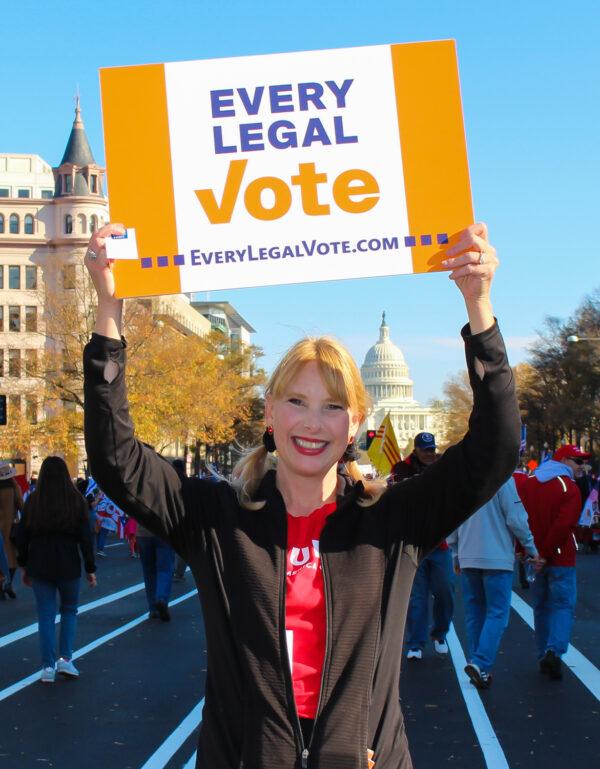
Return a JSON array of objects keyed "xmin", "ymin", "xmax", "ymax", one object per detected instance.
[{"xmin": 567, "ymin": 335, "xmax": 600, "ymax": 343}]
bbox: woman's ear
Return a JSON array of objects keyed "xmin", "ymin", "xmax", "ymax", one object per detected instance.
[{"xmin": 264, "ymin": 393, "xmax": 273, "ymax": 425}]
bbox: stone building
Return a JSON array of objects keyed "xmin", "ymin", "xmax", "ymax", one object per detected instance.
[{"xmin": 360, "ymin": 313, "xmax": 443, "ymax": 452}]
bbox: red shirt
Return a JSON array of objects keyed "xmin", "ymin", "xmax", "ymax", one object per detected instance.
[{"xmin": 285, "ymin": 502, "xmax": 335, "ymax": 719}]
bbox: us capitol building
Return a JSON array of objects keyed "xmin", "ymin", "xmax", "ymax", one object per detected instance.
[{"xmin": 359, "ymin": 313, "xmax": 444, "ymax": 452}]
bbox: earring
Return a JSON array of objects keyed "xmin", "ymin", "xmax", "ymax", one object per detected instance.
[
  {"xmin": 262, "ymin": 426, "xmax": 276, "ymax": 453},
  {"xmin": 342, "ymin": 439, "xmax": 359, "ymax": 463}
]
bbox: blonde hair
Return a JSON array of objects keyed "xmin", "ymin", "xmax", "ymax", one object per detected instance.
[{"xmin": 232, "ymin": 336, "xmax": 385, "ymax": 508}]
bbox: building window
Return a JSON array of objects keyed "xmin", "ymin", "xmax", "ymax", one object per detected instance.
[
  {"xmin": 78, "ymin": 213, "xmax": 86, "ymax": 234},
  {"xmin": 90, "ymin": 215, "xmax": 98, "ymax": 233},
  {"xmin": 0, "ymin": 214, "xmax": 4, "ymax": 233},
  {"xmin": 56, "ymin": 176, "xmax": 62, "ymax": 194},
  {"xmin": 0, "ymin": 187, "xmax": 9, "ymax": 197},
  {"xmin": 9, "ymin": 306, "xmax": 20, "ymax": 332},
  {"xmin": 63, "ymin": 264, "xmax": 76, "ymax": 289},
  {"xmin": 0, "ymin": 352, "xmax": 3, "ymax": 377},
  {"xmin": 0, "ymin": 266, "xmax": 3, "ymax": 289},
  {"xmin": 25, "ymin": 265, "xmax": 37, "ymax": 290},
  {"xmin": 25, "ymin": 349, "xmax": 37, "ymax": 376},
  {"xmin": 24, "ymin": 214, "xmax": 34, "ymax": 235},
  {"xmin": 9, "ymin": 266, "xmax": 20, "ymax": 289},
  {"xmin": 90, "ymin": 175, "xmax": 98, "ymax": 193},
  {"xmin": 9, "ymin": 349, "xmax": 21, "ymax": 377},
  {"xmin": 9, "ymin": 394, "xmax": 21, "ymax": 418},
  {"xmin": 0, "ymin": 307, "xmax": 3, "ymax": 332},
  {"xmin": 65, "ymin": 214, "xmax": 73, "ymax": 234},
  {"xmin": 64, "ymin": 175, "xmax": 72, "ymax": 193},
  {"xmin": 26, "ymin": 398, "xmax": 38, "ymax": 424},
  {"xmin": 25, "ymin": 306, "xmax": 37, "ymax": 332},
  {"xmin": 41, "ymin": 189, "xmax": 53, "ymax": 199},
  {"xmin": 9, "ymin": 214, "xmax": 19, "ymax": 234},
  {"xmin": 18, "ymin": 189, "xmax": 31, "ymax": 198}
]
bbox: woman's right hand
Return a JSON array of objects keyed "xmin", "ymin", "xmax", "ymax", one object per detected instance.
[
  {"xmin": 84, "ymin": 222, "xmax": 125, "ymax": 303},
  {"xmin": 86, "ymin": 573, "xmax": 97, "ymax": 588}
]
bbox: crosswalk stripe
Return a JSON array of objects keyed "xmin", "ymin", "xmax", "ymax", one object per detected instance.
[
  {"xmin": 510, "ymin": 591, "xmax": 600, "ymax": 702},
  {"xmin": 446, "ymin": 623, "xmax": 510, "ymax": 769},
  {"xmin": 139, "ymin": 698, "xmax": 204, "ymax": 769},
  {"xmin": 0, "ymin": 581, "xmax": 146, "ymax": 649},
  {"xmin": 182, "ymin": 751, "xmax": 197, "ymax": 768},
  {"xmin": 0, "ymin": 589, "xmax": 197, "ymax": 703}
]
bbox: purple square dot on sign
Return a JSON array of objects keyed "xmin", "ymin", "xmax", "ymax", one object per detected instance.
[
  {"xmin": 174, "ymin": 254, "xmax": 185, "ymax": 266},
  {"xmin": 437, "ymin": 233, "xmax": 449, "ymax": 245},
  {"xmin": 404, "ymin": 236, "xmax": 416, "ymax": 247},
  {"xmin": 420, "ymin": 234, "xmax": 432, "ymax": 246},
  {"xmin": 157, "ymin": 255, "xmax": 169, "ymax": 267},
  {"xmin": 141, "ymin": 257, "xmax": 152, "ymax": 269}
]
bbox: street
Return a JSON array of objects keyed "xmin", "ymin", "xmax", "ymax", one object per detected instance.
[{"xmin": 0, "ymin": 539, "xmax": 598, "ymax": 769}]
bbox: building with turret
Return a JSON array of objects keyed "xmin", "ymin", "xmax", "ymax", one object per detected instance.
[{"xmin": 360, "ymin": 313, "xmax": 443, "ymax": 452}]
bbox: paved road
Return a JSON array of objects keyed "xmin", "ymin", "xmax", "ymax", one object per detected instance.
[{"xmin": 0, "ymin": 538, "xmax": 598, "ymax": 769}]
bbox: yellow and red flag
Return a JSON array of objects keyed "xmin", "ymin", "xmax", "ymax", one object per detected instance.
[{"xmin": 367, "ymin": 414, "xmax": 401, "ymax": 476}]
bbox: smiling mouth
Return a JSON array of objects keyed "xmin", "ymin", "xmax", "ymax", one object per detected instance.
[{"xmin": 292, "ymin": 437, "xmax": 329, "ymax": 455}]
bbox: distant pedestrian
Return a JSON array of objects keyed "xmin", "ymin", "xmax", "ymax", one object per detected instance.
[
  {"xmin": 392, "ymin": 433, "xmax": 455, "ymax": 659},
  {"xmin": 124, "ymin": 516, "xmax": 138, "ymax": 558},
  {"xmin": 518, "ymin": 445, "xmax": 588, "ymax": 680},
  {"xmin": 171, "ymin": 459, "xmax": 187, "ymax": 581},
  {"xmin": 0, "ymin": 530, "xmax": 11, "ymax": 600},
  {"xmin": 447, "ymin": 477, "xmax": 543, "ymax": 689},
  {"xmin": 136, "ymin": 520, "xmax": 175, "ymax": 621},
  {"xmin": 16, "ymin": 456, "xmax": 97, "ymax": 682},
  {"xmin": 0, "ymin": 462, "xmax": 24, "ymax": 599}
]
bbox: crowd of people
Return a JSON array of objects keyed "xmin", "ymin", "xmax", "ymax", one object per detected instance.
[{"xmin": 390, "ymin": 433, "xmax": 595, "ymax": 688}]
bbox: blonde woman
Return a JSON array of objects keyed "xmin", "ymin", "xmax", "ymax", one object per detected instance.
[{"xmin": 83, "ymin": 222, "xmax": 519, "ymax": 769}]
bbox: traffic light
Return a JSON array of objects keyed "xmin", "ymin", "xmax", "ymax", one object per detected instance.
[
  {"xmin": 365, "ymin": 429, "xmax": 376, "ymax": 449},
  {"xmin": 0, "ymin": 395, "xmax": 6, "ymax": 426}
]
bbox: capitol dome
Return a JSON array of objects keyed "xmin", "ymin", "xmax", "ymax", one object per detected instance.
[{"xmin": 361, "ymin": 312, "xmax": 414, "ymax": 402}]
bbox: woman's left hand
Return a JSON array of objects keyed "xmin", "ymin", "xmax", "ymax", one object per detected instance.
[
  {"xmin": 441, "ymin": 222, "xmax": 498, "ymax": 304},
  {"xmin": 22, "ymin": 570, "xmax": 32, "ymax": 588}
]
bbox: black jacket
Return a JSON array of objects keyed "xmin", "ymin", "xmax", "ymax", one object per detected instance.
[
  {"xmin": 16, "ymin": 501, "xmax": 96, "ymax": 581},
  {"xmin": 83, "ymin": 322, "xmax": 519, "ymax": 769}
]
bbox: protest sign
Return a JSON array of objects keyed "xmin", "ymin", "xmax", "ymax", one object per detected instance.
[{"xmin": 100, "ymin": 40, "xmax": 473, "ymax": 298}]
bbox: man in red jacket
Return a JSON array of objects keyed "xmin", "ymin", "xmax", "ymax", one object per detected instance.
[{"xmin": 519, "ymin": 445, "xmax": 589, "ymax": 680}]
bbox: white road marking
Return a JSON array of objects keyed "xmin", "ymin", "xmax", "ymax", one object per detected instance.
[
  {"xmin": 139, "ymin": 699, "xmax": 204, "ymax": 769},
  {"xmin": 182, "ymin": 751, "xmax": 197, "ymax": 769},
  {"xmin": 0, "ymin": 589, "xmax": 197, "ymax": 703},
  {"xmin": 0, "ymin": 581, "xmax": 146, "ymax": 649},
  {"xmin": 446, "ymin": 623, "xmax": 510, "ymax": 769},
  {"xmin": 511, "ymin": 591, "xmax": 600, "ymax": 702},
  {"xmin": 105, "ymin": 541, "xmax": 125, "ymax": 548}
]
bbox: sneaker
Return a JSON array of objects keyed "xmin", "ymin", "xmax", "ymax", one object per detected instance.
[
  {"xmin": 40, "ymin": 666, "xmax": 56, "ymax": 683},
  {"xmin": 149, "ymin": 609, "xmax": 160, "ymax": 619},
  {"xmin": 539, "ymin": 650, "xmax": 562, "ymax": 680},
  {"xmin": 96, "ymin": 550, "xmax": 106, "ymax": 558},
  {"xmin": 3, "ymin": 582, "xmax": 16, "ymax": 599},
  {"xmin": 434, "ymin": 639, "xmax": 449, "ymax": 654},
  {"xmin": 155, "ymin": 600, "xmax": 171, "ymax": 622},
  {"xmin": 464, "ymin": 663, "xmax": 492, "ymax": 689},
  {"xmin": 57, "ymin": 658, "xmax": 79, "ymax": 678},
  {"xmin": 407, "ymin": 649, "xmax": 422, "ymax": 660}
]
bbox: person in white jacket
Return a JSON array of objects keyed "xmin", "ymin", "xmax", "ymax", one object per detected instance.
[{"xmin": 447, "ymin": 476, "xmax": 543, "ymax": 689}]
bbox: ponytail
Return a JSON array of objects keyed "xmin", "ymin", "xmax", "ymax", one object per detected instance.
[{"xmin": 231, "ymin": 444, "xmax": 276, "ymax": 510}]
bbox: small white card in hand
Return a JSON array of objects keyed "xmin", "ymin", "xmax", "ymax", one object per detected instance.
[{"xmin": 105, "ymin": 228, "xmax": 139, "ymax": 260}]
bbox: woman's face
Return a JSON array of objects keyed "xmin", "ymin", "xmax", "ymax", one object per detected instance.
[{"xmin": 266, "ymin": 361, "xmax": 360, "ymax": 480}]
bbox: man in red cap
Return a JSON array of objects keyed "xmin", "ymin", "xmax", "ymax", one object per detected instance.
[{"xmin": 519, "ymin": 444, "xmax": 590, "ymax": 680}]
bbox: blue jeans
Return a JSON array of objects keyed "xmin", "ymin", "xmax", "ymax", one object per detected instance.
[
  {"xmin": 137, "ymin": 536, "xmax": 174, "ymax": 611},
  {"xmin": 531, "ymin": 566, "xmax": 576, "ymax": 659},
  {"xmin": 96, "ymin": 526, "xmax": 110, "ymax": 552},
  {"xmin": 32, "ymin": 578, "xmax": 81, "ymax": 668},
  {"xmin": 406, "ymin": 548, "xmax": 455, "ymax": 649},
  {"xmin": 461, "ymin": 568, "xmax": 513, "ymax": 673},
  {"xmin": 0, "ymin": 532, "xmax": 10, "ymax": 583}
]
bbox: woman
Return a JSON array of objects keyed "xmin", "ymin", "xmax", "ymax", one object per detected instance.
[
  {"xmin": 0, "ymin": 462, "xmax": 23, "ymax": 599},
  {"xmin": 17, "ymin": 456, "xmax": 97, "ymax": 683},
  {"xmin": 84, "ymin": 222, "xmax": 519, "ymax": 769}
]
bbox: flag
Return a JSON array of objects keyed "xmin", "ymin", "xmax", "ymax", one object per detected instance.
[
  {"xmin": 367, "ymin": 414, "xmax": 401, "ymax": 476},
  {"xmin": 579, "ymin": 487, "xmax": 598, "ymax": 527}
]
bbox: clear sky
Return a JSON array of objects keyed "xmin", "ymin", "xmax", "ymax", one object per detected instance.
[{"xmin": 2, "ymin": 1, "xmax": 598, "ymax": 402}]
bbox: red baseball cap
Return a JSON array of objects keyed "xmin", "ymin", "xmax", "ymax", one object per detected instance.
[{"xmin": 553, "ymin": 445, "xmax": 591, "ymax": 461}]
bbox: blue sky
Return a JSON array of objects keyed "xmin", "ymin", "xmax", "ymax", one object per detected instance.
[{"xmin": 2, "ymin": 1, "xmax": 599, "ymax": 402}]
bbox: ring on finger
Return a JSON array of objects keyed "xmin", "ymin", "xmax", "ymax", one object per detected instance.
[
  {"xmin": 478, "ymin": 250, "xmax": 486, "ymax": 265},
  {"xmin": 86, "ymin": 247, "xmax": 98, "ymax": 260}
]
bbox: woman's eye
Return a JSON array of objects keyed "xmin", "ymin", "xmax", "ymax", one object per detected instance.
[
  {"xmin": 327, "ymin": 403, "xmax": 344, "ymax": 410},
  {"xmin": 288, "ymin": 398, "xmax": 303, "ymax": 406}
]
